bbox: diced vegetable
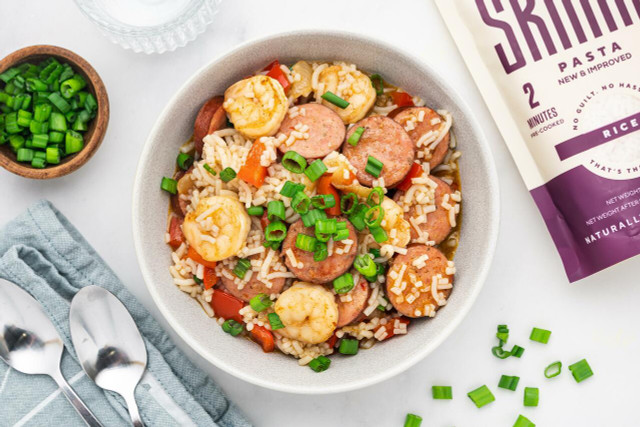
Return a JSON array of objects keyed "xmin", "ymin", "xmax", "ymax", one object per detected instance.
[
  {"xmin": 529, "ymin": 327, "xmax": 551, "ymax": 344},
  {"xmin": 568, "ymin": 359, "xmax": 593, "ymax": 383},
  {"xmin": 238, "ymin": 141, "xmax": 267, "ymax": 187},
  {"xmin": 186, "ymin": 246, "xmax": 217, "ymax": 269},
  {"xmin": 209, "ymin": 290, "xmax": 244, "ymax": 323},
  {"xmin": 396, "ymin": 162, "xmax": 423, "ymax": 191},
  {"xmin": 373, "ymin": 317, "xmax": 410, "ymax": 341},
  {"xmin": 250, "ymin": 325, "xmax": 275, "ymax": 352},
  {"xmin": 220, "ymin": 167, "xmax": 237, "ymax": 183},
  {"xmin": 203, "ymin": 267, "xmax": 217, "ymax": 290},
  {"xmin": 544, "ymin": 361, "xmax": 562, "ymax": 378},
  {"xmin": 498, "ymin": 375, "xmax": 520, "ymax": 391},
  {"xmin": 391, "ymin": 91, "xmax": 414, "ymax": 107},
  {"xmin": 321, "ymin": 91, "xmax": 349, "ymax": 109},
  {"xmin": 523, "ymin": 387, "xmax": 539, "ymax": 407},
  {"xmin": 221, "ymin": 319, "xmax": 244, "ymax": 336},
  {"xmin": 250, "ymin": 293, "xmax": 272, "ymax": 312},
  {"xmin": 308, "ymin": 355, "xmax": 331, "ymax": 372},
  {"xmin": 265, "ymin": 60, "xmax": 290, "ymax": 93},
  {"xmin": 403, "ymin": 414, "xmax": 422, "ymax": 427},
  {"xmin": 467, "ymin": 385, "xmax": 495, "ymax": 408},
  {"xmin": 432, "ymin": 386, "xmax": 453, "ymax": 400}
]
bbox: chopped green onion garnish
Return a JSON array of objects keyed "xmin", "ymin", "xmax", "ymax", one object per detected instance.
[
  {"xmin": 295, "ymin": 233, "xmax": 317, "ymax": 252},
  {"xmin": 510, "ymin": 345, "xmax": 525, "ymax": 358},
  {"xmin": 267, "ymin": 200, "xmax": 286, "ymax": 221},
  {"xmin": 265, "ymin": 220, "xmax": 287, "ymax": 242},
  {"xmin": 308, "ymin": 355, "xmax": 331, "ymax": 372},
  {"xmin": 338, "ymin": 338, "xmax": 359, "ymax": 355},
  {"xmin": 16, "ymin": 148, "xmax": 34, "ymax": 163},
  {"xmin": 250, "ymin": 293, "xmax": 272, "ymax": 312},
  {"xmin": 232, "ymin": 259, "xmax": 251, "ymax": 279},
  {"xmin": 304, "ymin": 159, "xmax": 327, "ymax": 182},
  {"xmin": 193, "ymin": 275, "xmax": 203, "ymax": 285},
  {"xmin": 347, "ymin": 126, "xmax": 365, "ymax": 146},
  {"xmin": 268, "ymin": 312, "xmax": 284, "ymax": 330},
  {"xmin": 60, "ymin": 75, "xmax": 86, "ymax": 99},
  {"xmin": 282, "ymin": 150, "xmax": 307, "ymax": 173},
  {"xmin": 364, "ymin": 205, "xmax": 385, "ymax": 228},
  {"xmin": 65, "ymin": 130, "xmax": 83, "ymax": 154},
  {"xmin": 523, "ymin": 387, "xmax": 539, "ymax": 407},
  {"xmin": 315, "ymin": 218, "xmax": 337, "ymax": 242},
  {"xmin": 49, "ymin": 112, "xmax": 67, "ymax": 132},
  {"xmin": 544, "ymin": 361, "xmax": 562, "ymax": 378},
  {"xmin": 301, "ymin": 208, "xmax": 327, "ymax": 227},
  {"xmin": 221, "ymin": 319, "xmax": 244, "ymax": 336},
  {"xmin": 48, "ymin": 92, "xmax": 71, "ymax": 113},
  {"xmin": 403, "ymin": 413, "xmax": 422, "ymax": 427},
  {"xmin": 340, "ymin": 192, "xmax": 357, "ymax": 215},
  {"xmin": 333, "ymin": 272, "xmax": 354, "ymax": 294},
  {"xmin": 467, "ymin": 385, "xmax": 495, "ymax": 408},
  {"xmin": 280, "ymin": 181, "xmax": 305, "ymax": 198},
  {"xmin": 333, "ymin": 228, "xmax": 350, "ymax": 241},
  {"xmin": 568, "ymin": 359, "xmax": 593, "ymax": 383},
  {"xmin": 177, "ymin": 153, "xmax": 193, "ymax": 170},
  {"xmin": 354, "ymin": 254, "xmax": 377, "ymax": 277},
  {"xmin": 366, "ymin": 187, "xmax": 384, "ymax": 206},
  {"xmin": 513, "ymin": 414, "xmax": 535, "ymax": 427},
  {"xmin": 432, "ymin": 386, "xmax": 453, "ymax": 400},
  {"xmin": 498, "ymin": 375, "xmax": 520, "ymax": 391},
  {"xmin": 497, "ymin": 324, "xmax": 509, "ymax": 345},
  {"xmin": 365, "ymin": 155, "xmax": 383, "ymax": 178},
  {"xmin": 247, "ymin": 206, "xmax": 264, "ymax": 216},
  {"xmin": 46, "ymin": 146, "xmax": 60, "ymax": 164},
  {"xmin": 529, "ymin": 327, "xmax": 551, "ymax": 344},
  {"xmin": 220, "ymin": 167, "xmax": 236, "ymax": 182},
  {"xmin": 370, "ymin": 74, "xmax": 384, "ymax": 96},
  {"xmin": 311, "ymin": 194, "xmax": 336, "ymax": 210},
  {"xmin": 31, "ymin": 156, "xmax": 46, "ymax": 169},
  {"xmin": 161, "ymin": 177, "xmax": 178, "ymax": 194},
  {"xmin": 321, "ymin": 91, "xmax": 349, "ymax": 109},
  {"xmin": 291, "ymin": 191, "xmax": 311, "ymax": 215},
  {"xmin": 203, "ymin": 163, "xmax": 216, "ymax": 175},
  {"xmin": 348, "ymin": 203, "xmax": 368, "ymax": 231},
  {"xmin": 369, "ymin": 226, "xmax": 388, "ymax": 243},
  {"xmin": 313, "ymin": 241, "xmax": 328, "ymax": 262}
]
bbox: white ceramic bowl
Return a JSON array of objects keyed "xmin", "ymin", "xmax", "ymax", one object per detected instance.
[{"xmin": 133, "ymin": 31, "xmax": 499, "ymax": 394}]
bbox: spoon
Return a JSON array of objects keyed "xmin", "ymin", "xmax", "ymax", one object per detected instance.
[
  {"xmin": 0, "ymin": 278, "xmax": 103, "ymax": 427},
  {"xmin": 69, "ymin": 286, "xmax": 147, "ymax": 427}
]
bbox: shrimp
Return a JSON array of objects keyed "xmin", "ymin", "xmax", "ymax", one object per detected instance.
[
  {"xmin": 317, "ymin": 64, "xmax": 376, "ymax": 124},
  {"xmin": 182, "ymin": 196, "xmax": 251, "ymax": 262},
  {"xmin": 274, "ymin": 282, "xmax": 339, "ymax": 344},
  {"xmin": 289, "ymin": 60, "xmax": 313, "ymax": 99},
  {"xmin": 223, "ymin": 75, "xmax": 288, "ymax": 139}
]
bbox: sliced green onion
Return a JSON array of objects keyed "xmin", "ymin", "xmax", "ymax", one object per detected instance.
[
  {"xmin": 370, "ymin": 74, "xmax": 384, "ymax": 96},
  {"xmin": 26, "ymin": 77, "xmax": 48, "ymax": 92},
  {"xmin": 282, "ymin": 150, "xmax": 307, "ymax": 173},
  {"xmin": 354, "ymin": 254, "xmax": 377, "ymax": 277},
  {"xmin": 432, "ymin": 386, "xmax": 453, "ymax": 400},
  {"xmin": 291, "ymin": 191, "xmax": 311, "ymax": 215},
  {"xmin": 65, "ymin": 130, "xmax": 83, "ymax": 154},
  {"xmin": 366, "ymin": 187, "xmax": 384, "ymax": 207},
  {"xmin": 232, "ymin": 259, "xmax": 251, "ymax": 279},
  {"xmin": 544, "ymin": 361, "xmax": 562, "ymax": 378},
  {"xmin": 467, "ymin": 385, "xmax": 495, "ymax": 408},
  {"xmin": 30, "ymin": 120, "xmax": 48, "ymax": 135},
  {"xmin": 333, "ymin": 228, "xmax": 350, "ymax": 241},
  {"xmin": 498, "ymin": 375, "xmax": 520, "ymax": 391},
  {"xmin": 31, "ymin": 156, "xmax": 46, "ymax": 169},
  {"xmin": 364, "ymin": 205, "xmax": 385, "ymax": 228},
  {"xmin": 304, "ymin": 159, "xmax": 327, "ymax": 182},
  {"xmin": 348, "ymin": 203, "xmax": 368, "ymax": 231},
  {"xmin": 267, "ymin": 200, "xmax": 285, "ymax": 221},
  {"xmin": 221, "ymin": 319, "xmax": 244, "ymax": 336},
  {"xmin": 510, "ymin": 345, "xmax": 525, "ymax": 358},
  {"xmin": 16, "ymin": 148, "xmax": 34, "ymax": 162},
  {"xmin": 513, "ymin": 415, "xmax": 535, "ymax": 427},
  {"xmin": 247, "ymin": 206, "xmax": 264, "ymax": 216},
  {"xmin": 301, "ymin": 209, "xmax": 327, "ymax": 227},
  {"xmin": 280, "ymin": 181, "xmax": 305, "ymax": 198},
  {"xmin": 60, "ymin": 75, "xmax": 86, "ymax": 99},
  {"xmin": 49, "ymin": 112, "xmax": 67, "ymax": 132},
  {"xmin": 403, "ymin": 414, "xmax": 422, "ymax": 427},
  {"xmin": 369, "ymin": 226, "xmax": 388, "ymax": 243},
  {"xmin": 370, "ymin": 248, "xmax": 381, "ymax": 258},
  {"xmin": 161, "ymin": 177, "xmax": 178, "ymax": 194},
  {"xmin": 338, "ymin": 338, "xmax": 359, "ymax": 355},
  {"xmin": 315, "ymin": 218, "xmax": 337, "ymax": 242},
  {"xmin": 8, "ymin": 135, "xmax": 24, "ymax": 152},
  {"xmin": 296, "ymin": 234, "xmax": 317, "ymax": 252},
  {"xmin": 313, "ymin": 241, "xmax": 328, "ymax": 262},
  {"xmin": 311, "ymin": 194, "xmax": 336, "ymax": 209},
  {"xmin": 4, "ymin": 112, "xmax": 21, "ymax": 134},
  {"xmin": 308, "ymin": 355, "xmax": 331, "ymax": 372},
  {"xmin": 85, "ymin": 93, "xmax": 97, "ymax": 112},
  {"xmin": 365, "ymin": 155, "xmax": 383, "ymax": 178},
  {"xmin": 16, "ymin": 110, "xmax": 32, "ymax": 127},
  {"xmin": 333, "ymin": 272, "xmax": 354, "ymax": 294},
  {"xmin": 568, "ymin": 359, "xmax": 593, "ymax": 383},
  {"xmin": 497, "ymin": 324, "xmax": 509, "ymax": 345},
  {"xmin": 177, "ymin": 153, "xmax": 193, "ymax": 170},
  {"xmin": 250, "ymin": 293, "xmax": 272, "ymax": 312},
  {"xmin": 340, "ymin": 193, "xmax": 357, "ymax": 215},
  {"xmin": 268, "ymin": 312, "xmax": 284, "ymax": 330},
  {"xmin": 46, "ymin": 146, "xmax": 60, "ymax": 164},
  {"xmin": 523, "ymin": 387, "xmax": 539, "ymax": 407},
  {"xmin": 265, "ymin": 220, "xmax": 287, "ymax": 242},
  {"xmin": 193, "ymin": 275, "xmax": 203, "ymax": 285},
  {"xmin": 321, "ymin": 91, "xmax": 349, "ymax": 109},
  {"xmin": 34, "ymin": 103, "xmax": 52, "ymax": 122},
  {"xmin": 0, "ymin": 67, "xmax": 20, "ymax": 83},
  {"xmin": 47, "ymin": 92, "xmax": 71, "ymax": 113},
  {"xmin": 203, "ymin": 163, "xmax": 216, "ymax": 175},
  {"xmin": 220, "ymin": 167, "xmax": 236, "ymax": 182},
  {"xmin": 347, "ymin": 126, "xmax": 365, "ymax": 146},
  {"xmin": 491, "ymin": 346, "xmax": 511, "ymax": 359},
  {"xmin": 529, "ymin": 327, "xmax": 551, "ymax": 344}
]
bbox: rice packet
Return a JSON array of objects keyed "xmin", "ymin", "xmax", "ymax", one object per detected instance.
[{"xmin": 435, "ymin": 1, "xmax": 640, "ymax": 281}]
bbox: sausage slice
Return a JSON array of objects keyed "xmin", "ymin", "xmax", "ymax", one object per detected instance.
[
  {"xmin": 278, "ymin": 103, "xmax": 345, "ymax": 159},
  {"xmin": 193, "ymin": 96, "xmax": 226, "ymax": 155},
  {"xmin": 282, "ymin": 218, "xmax": 357, "ymax": 284},
  {"xmin": 386, "ymin": 245, "xmax": 453, "ymax": 318},
  {"xmin": 342, "ymin": 115, "xmax": 415, "ymax": 187},
  {"xmin": 336, "ymin": 278, "xmax": 371, "ymax": 327},
  {"xmin": 220, "ymin": 252, "xmax": 286, "ymax": 302},
  {"xmin": 392, "ymin": 107, "xmax": 449, "ymax": 169}
]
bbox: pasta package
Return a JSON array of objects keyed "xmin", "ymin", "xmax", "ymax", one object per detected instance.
[{"xmin": 436, "ymin": 0, "xmax": 640, "ymax": 282}]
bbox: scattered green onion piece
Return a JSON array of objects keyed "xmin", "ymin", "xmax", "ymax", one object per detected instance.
[
  {"xmin": 366, "ymin": 187, "xmax": 384, "ymax": 206},
  {"xmin": 291, "ymin": 191, "xmax": 311, "ymax": 215},
  {"xmin": 280, "ymin": 180, "xmax": 305, "ymax": 198},
  {"xmin": 301, "ymin": 209, "xmax": 326, "ymax": 227},
  {"xmin": 221, "ymin": 319, "xmax": 244, "ymax": 337},
  {"xmin": 544, "ymin": 361, "xmax": 562, "ymax": 379},
  {"xmin": 529, "ymin": 327, "xmax": 551, "ymax": 344},
  {"xmin": 510, "ymin": 345, "xmax": 525, "ymax": 358},
  {"xmin": 308, "ymin": 355, "xmax": 331, "ymax": 372},
  {"xmin": 365, "ymin": 155, "xmax": 383, "ymax": 178},
  {"xmin": 31, "ymin": 156, "xmax": 46, "ymax": 169},
  {"xmin": 333, "ymin": 228, "xmax": 350, "ymax": 241},
  {"xmin": 8, "ymin": 135, "xmax": 24, "ymax": 152},
  {"xmin": 321, "ymin": 91, "xmax": 349, "ymax": 109},
  {"xmin": 265, "ymin": 220, "xmax": 287, "ymax": 243},
  {"xmin": 160, "ymin": 177, "xmax": 178, "ymax": 194},
  {"xmin": 5, "ymin": 113, "xmax": 21, "ymax": 134},
  {"xmin": 192, "ymin": 275, "xmax": 203, "ymax": 285},
  {"xmin": 65, "ymin": 130, "xmax": 83, "ymax": 154},
  {"xmin": 467, "ymin": 385, "xmax": 495, "ymax": 408},
  {"xmin": 311, "ymin": 194, "xmax": 336, "ymax": 209},
  {"xmin": 58, "ymin": 65, "xmax": 74, "ymax": 83},
  {"xmin": 364, "ymin": 205, "xmax": 385, "ymax": 228},
  {"xmin": 338, "ymin": 338, "xmax": 359, "ymax": 355},
  {"xmin": 268, "ymin": 313, "xmax": 284, "ymax": 330},
  {"xmin": 267, "ymin": 200, "xmax": 286, "ymax": 221},
  {"xmin": 247, "ymin": 206, "xmax": 264, "ymax": 216},
  {"xmin": 16, "ymin": 148, "xmax": 34, "ymax": 162},
  {"xmin": 369, "ymin": 226, "xmax": 388, "ymax": 243},
  {"xmin": 513, "ymin": 415, "xmax": 535, "ymax": 427},
  {"xmin": 34, "ymin": 103, "xmax": 52, "ymax": 122},
  {"xmin": 354, "ymin": 254, "xmax": 377, "ymax": 277},
  {"xmin": 85, "ymin": 93, "xmax": 98, "ymax": 111},
  {"xmin": 45, "ymin": 146, "xmax": 60, "ymax": 164},
  {"xmin": 49, "ymin": 112, "xmax": 67, "ymax": 132},
  {"xmin": 30, "ymin": 120, "xmax": 48, "ymax": 135},
  {"xmin": 60, "ymin": 75, "xmax": 86, "ymax": 99},
  {"xmin": 568, "ymin": 359, "xmax": 593, "ymax": 383},
  {"xmin": 304, "ymin": 159, "xmax": 327, "ymax": 182},
  {"xmin": 348, "ymin": 203, "xmax": 368, "ymax": 231},
  {"xmin": 220, "ymin": 167, "xmax": 236, "ymax": 182},
  {"xmin": 498, "ymin": 375, "xmax": 520, "ymax": 391},
  {"xmin": 333, "ymin": 272, "xmax": 354, "ymax": 294},
  {"xmin": 340, "ymin": 193, "xmax": 357, "ymax": 215},
  {"xmin": 315, "ymin": 218, "xmax": 337, "ymax": 242},
  {"xmin": 0, "ymin": 68, "xmax": 20, "ymax": 83},
  {"xmin": 296, "ymin": 234, "xmax": 317, "ymax": 252},
  {"xmin": 432, "ymin": 386, "xmax": 453, "ymax": 400},
  {"xmin": 369, "ymin": 74, "xmax": 384, "ymax": 96},
  {"xmin": 250, "ymin": 293, "xmax": 272, "ymax": 312},
  {"xmin": 282, "ymin": 150, "xmax": 307, "ymax": 173},
  {"xmin": 313, "ymin": 241, "xmax": 328, "ymax": 262},
  {"xmin": 203, "ymin": 163, "xmax": 216, "ymax": 175},
  {"xmin": 232, "ymin": 259, "xmax": 251, "ymax": 279},
  {"xmin": 16, "ymin": 110, "xmax": 32, "ymax": 127},
  {"xmin": 47, "ymin": 92, "xmax": 71, "ymax": 113},
  {"xmin": 497, "ymin": 324, "xmax": 509, "ymax": 345},
  {"xmin": 523, "ymin": 387, "xmax": 539, "ymax": 407},
  {"xmin": 347, "ymin": 126, "xmax": 365, "ymax": 146},
  {"xmin": 492, "ymin": 346, "xmax": 511, "ymax": 359},
  {"xmin": 26, "ymin": 78, "xmax": 48, "ymax": 92},
  {"xmin": 403, "ymin": 414, "xmax": 422, "ymax": 427},
  {"xmin": 177, "ymin": 153, "xmax": 193, "ymax": 170}
]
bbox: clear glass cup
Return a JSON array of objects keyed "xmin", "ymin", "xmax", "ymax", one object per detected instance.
[{"xmin": 74, "ymin": 0, "xmax": 222, "ymax": 54}]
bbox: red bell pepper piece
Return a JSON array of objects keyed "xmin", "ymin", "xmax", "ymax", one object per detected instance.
[
  {"xmin": 250, "ymin": 325, "xmax": 275, "ymax": 352},
  {"xmin": 316, "ymin": 174, "xmax": 341, "ymax": 216},
  {"xmin": 265, "ymin": 60, "xmax": 290, "ymax": 93},
  {"xmin": 391, "ymin": 91, "xmax": 414, "ymax": 108},
  {"xmin": 203, "ymin": 267, "xmax": 218, "ymax": 290},
  {"xmin": 167, "ymin": 215, "xmax": 184, "ymax": 249},
  {"xmin": 210, "ymin": 290, "xmax": 244, "ymax": 323},
  {"xmin": 373, "ymin": 317, "xmax": 411, "ymax": 341},
  {"xmin": 396, "ymin": 162, "xmax": 424, "ymax": 192},
  {"xmin": 186, "ymin": 246, "xmax": 218, "ymax": 269}
]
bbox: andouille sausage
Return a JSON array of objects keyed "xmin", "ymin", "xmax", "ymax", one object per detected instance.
[
  {"xmin": 220, "ymin": 254, "xmax": 286, "ymax": 302},
  {"xmin": 282, "ymin": 218, "xmax": 357, "ymax": 284},
  {"xmin": 335, "ymin": 278, "xmax": 370, "ymax": 327},
  {"xmin": 386, "ymin": 245, "xmax": 453, "ymax": 318},
  {"xmin": 394, "ymin": 175, "xmax": 453, "ymax": 244},
  {"xmin": 278, "ymin": 103, "xmax": 345, "ymax": 159},
  {"xmin": 193, "ymin": 96, "xmax": 226, "ymax": 155},
  {"xmin": 342, "ymin": 115, "xmax": 415, "ymax": 187},
  {"xmin": 391, "ymin": 107, "xmax": 449, "ymax": 169}
]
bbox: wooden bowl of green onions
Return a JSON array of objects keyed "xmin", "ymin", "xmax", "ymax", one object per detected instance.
[{"xmin": 0, "ymin": 45, "xmax": 109, "ymax": 179}]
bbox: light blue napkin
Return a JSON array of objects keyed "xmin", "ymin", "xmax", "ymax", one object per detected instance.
[{"xmin": 0, "ymin": 200, "xmax": 252, "ymax": 427}]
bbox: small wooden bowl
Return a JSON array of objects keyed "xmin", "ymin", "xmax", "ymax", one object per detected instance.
[{"xmin": 0, "ymin": 45, "xmax": 109, "ymax": 179}]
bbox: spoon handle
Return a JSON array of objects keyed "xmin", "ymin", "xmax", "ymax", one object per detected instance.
[
  {"xmin": 51, "ymin": 368, "xmax": 104, "ymax": 427},
  {"xmin": 123, "ymin": 388, "xmax": 145, "ymax": 427}
]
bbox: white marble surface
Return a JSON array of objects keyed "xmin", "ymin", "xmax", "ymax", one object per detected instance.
[{"xmin": 2, "ymin": 1, "xmax": 638, "ymax": 426}]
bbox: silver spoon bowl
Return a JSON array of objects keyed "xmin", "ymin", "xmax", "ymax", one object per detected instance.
[
  {"xmin": 70, "ymin": 286, "xmax": 147, "ymax": 427},
  {"xmin": 0, "ymin": 278, "xmax": 103, "ymax": 427}
]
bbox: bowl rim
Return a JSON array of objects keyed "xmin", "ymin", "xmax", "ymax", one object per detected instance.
[
  {"xmin": 0, "ymin": 44, "xmax": 109, "ymax": 179},
  {"xmin": 132, "ymin": 29, "xmax": 500, "ymax": 394}
]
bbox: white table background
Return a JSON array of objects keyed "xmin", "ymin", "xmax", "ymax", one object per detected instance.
[{"xmin": 2, "ymin": 1, "xmax": 638, "ymax": 426}]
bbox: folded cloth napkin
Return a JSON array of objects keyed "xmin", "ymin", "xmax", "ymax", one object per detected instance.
[{"xmin": 0, "ymin": 200, "xmax": 252, "ymax": 427}]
